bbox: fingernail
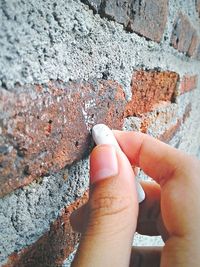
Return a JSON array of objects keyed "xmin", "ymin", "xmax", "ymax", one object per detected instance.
[
  {"xmin": 136, "ymin": 181, "xmax": 145, "ymax": 203},
  {"xmin": 90, "ymin": 145, "xmax": 119, "ymax": 184}
]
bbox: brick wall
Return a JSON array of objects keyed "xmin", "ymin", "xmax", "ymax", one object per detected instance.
[{"xmin": 0, "ymin": 0, "xmax": 200, "ymax": 266}]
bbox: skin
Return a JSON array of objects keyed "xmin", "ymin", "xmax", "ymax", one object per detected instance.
[{"xmin": 70, "ymin": 131, "xmax": 200, "ymax": 267}]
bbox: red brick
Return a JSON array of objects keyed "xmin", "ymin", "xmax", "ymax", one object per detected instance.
[
  {"xmin": 0, "ymin": 80, "xmax": 125, "ymax": 197},
  {"xmin": 137, "ymin": 104, "xmax": 178, "ymax": 137},
  {"xmin": 187, "ymin": 33, "xmax": 200, "ymax": 60},
  {"xmin": 196, "ymin": 0, "xmax": 200, "ymax": 17},
  {"xmin": 188, "ymin": 34, "xmax": 200, "ymax": 57},
  {"xmin": 3, "ymin": 191, "xmax": 89, "ymax": 267},
  {"xmin": 125, "ymin": 71, "xmax": 179, "ymax": 117},
  {"xmin": 170, "ymin": 13, "xmax": 198, "ymax": 57},
  {"xmin": 159, "ymin": 103, "xmax": 192, "ymax": 143},
  {"xmin": 137, "ymin": 103, "xmax": 191, "ymax": 143},
  {"xmin": 182, "ymin": 103, "xmax": 192, "ymax": 123},
  {"xmin": 82, "ymin": 0, "xmax": 168, "ymax": 42},
  {"xmin": 180, "ymin": 75, "xmax": 198, "ymax": 94},
  {"xmin": 158, "ymin": 120, "xmax": 182, "ymax": 143},
  {"xmin": 127, "ymin": 0, "xmax": 168, "ymax": 42}
]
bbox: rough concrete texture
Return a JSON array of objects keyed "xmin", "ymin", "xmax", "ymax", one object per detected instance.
[
  {"xmin": 0, "ymin": 0, "xmax": 200, "ymax": 266},
  {"xmin": 3, "ymin": 192, "xmax": 88, "ymax": 267},
  {"xmin": 0, "ymin": 159, "xmax": 89, "ymax": 265},
  {"xmin": 0, "ymin": 0, "xmax": 200, "ymax": 98}
]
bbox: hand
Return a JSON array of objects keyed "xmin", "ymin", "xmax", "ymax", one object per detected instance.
[{"xmin": 70, "ymin": 131, "xmax": 200, "ymax": 267}]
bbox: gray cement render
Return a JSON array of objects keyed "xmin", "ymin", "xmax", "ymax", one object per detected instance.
[
  {"xmin": 0, "ymin": 159, "xmax": 90, "ymax": 265},
  {"xmin": 0, "ymin": 0, "xmax": 200, "ymax": 265}
]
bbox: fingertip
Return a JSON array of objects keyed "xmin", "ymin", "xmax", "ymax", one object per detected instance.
[
  {"xmin": 113, "ymin": 130, "xmax": 146, "ymax": 166},
  {"xmin": 112, "ymin": 130, "xmax": 190, "ymax": 186}
]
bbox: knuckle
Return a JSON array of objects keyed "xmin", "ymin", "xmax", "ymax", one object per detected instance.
[{"xmin": 89, "ymin": 191, "xmax": 132, "ymax": 218}]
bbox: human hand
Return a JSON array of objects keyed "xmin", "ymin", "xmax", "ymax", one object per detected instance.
[{"xmin": 70, "ymin": 131, "xmax": 200, "ymax": 267}]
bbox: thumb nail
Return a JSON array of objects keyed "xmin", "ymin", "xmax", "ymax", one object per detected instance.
[{"xmin": 90, "ymin": 145, "xmax": 119, "ymax": 185}]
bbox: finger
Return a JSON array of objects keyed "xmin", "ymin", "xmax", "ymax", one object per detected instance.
[
  {"xmin": 71, "ymin": 181, "xmax": 168, "ymax": 238},
  {"xmin": 70, "ymin": 182, "xmax": 160, "ymax": 235},
  {"xmin": 114, "ymin": 131, "xmax": 200, "ymax": 237},
  {"xmin": 113, "ymin": 130, "xmax": 195, "ymax": 185},
  {"xmin": 72, "ymin": 144, "xmax": 138, "ymax": 267},
  {"xmin": 70, "ymin": 182, "xmax": 166, "ymax": 236},
  {"xmin": 130, "ymin": 246, "xmax": 162, "ymax": 267},
  {"xmin": 71, "ymin": 181, "xmax": 160, "ymax": 235}
]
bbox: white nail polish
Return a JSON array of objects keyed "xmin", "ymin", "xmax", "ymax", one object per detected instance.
[{"xmin": 92, "ymin": 124, "xmax": 145, "ymax": 203}]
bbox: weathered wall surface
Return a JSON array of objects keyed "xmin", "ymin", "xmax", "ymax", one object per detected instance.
[{"xmin": 0, "ymin": 0, "xmax": 200, "ymax": 266}]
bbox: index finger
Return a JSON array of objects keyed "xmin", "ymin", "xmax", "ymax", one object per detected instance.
[
  {"xmin": 113, "ymin": 130, "xmax": 200, "ymax": 237},
  {"xmin": 113, "ymin": 131, "xmax": 196, "ymax": 186}
]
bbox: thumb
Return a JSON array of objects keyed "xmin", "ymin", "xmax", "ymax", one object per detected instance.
[{"xmin": 72, "ymin": 144, "xmax": 138, "ymax": 267}]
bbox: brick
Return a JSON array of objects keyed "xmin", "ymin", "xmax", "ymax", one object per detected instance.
[
  {"xmin": 125, "ymin": 103, "xmax": 191, "ymax": 143},
  {"xmin": 81, "ymin": 0, "xmax": 168, "ymax": 42},
  {"xmin": 124, "ymin": 101, "xmax": 191, "ymax": 144},
  {"xmin": 0, "ymin": 80, "xmax": 125, "ymax": 197},
  {"xmin": 189, "ymin": 37, "xmax": 200, "ymax": 60},
  {"xmin": 196, "ymin": 0, "xmax": 200, "ymax": 17},
  {"xmin": 170, "ymin": 13, "xmax": 198, "ymax": 57},
  {"xmin": 188, "ymin": 34, "xmax": 200, "ymax": 57},
  {"xmin": 125, "ymin": 71, "xmax": 179, "ymax": 117},
  {"xmin": 158, "ymin": 120, "xmax": 182, "ymax": 143},
  {"xmin": 182, "ymin": 103, "xmax": 192, "ymax": 123},
  {"xmin": 140, "ymin": 104, "xmax": 179, "ymax": 137},
  {"xmin": 159, "ymin": 103, "xmax": 192, "ymax": 143},
  {"xmin": 195, "ymin": 42, "xmax": 200, "ymax": 60},
  {"xmin": 3, "ymin": 192, "xmax": 89, "ymax": 267},
  {"xmin": 180, "ymin": 75, "xmax": 198, "ymax": 94},
  {"xmin": 127, "ymin": 0, "xmax": 168, "ymax": 42},
  {"xmin": 82, "ymin": 0, "xmax": 130, "ymax": 23}
]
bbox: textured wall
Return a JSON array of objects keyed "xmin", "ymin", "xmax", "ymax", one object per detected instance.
[{"xmin": 0, "ymin": 0, "xmax": 200, "ymax": 266}]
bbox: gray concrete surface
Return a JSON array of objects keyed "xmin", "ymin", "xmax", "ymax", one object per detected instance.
[
  {"xmin": 0, "ymin": 0, "xmax": 200, "ymax": 99},
  {"xmin": 0, "ymin": 159, "xmax": 90, "ymax": 265},
  {"xmin": 0, "ymin": 0, "xmax": 200, "ymax": 265}
]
